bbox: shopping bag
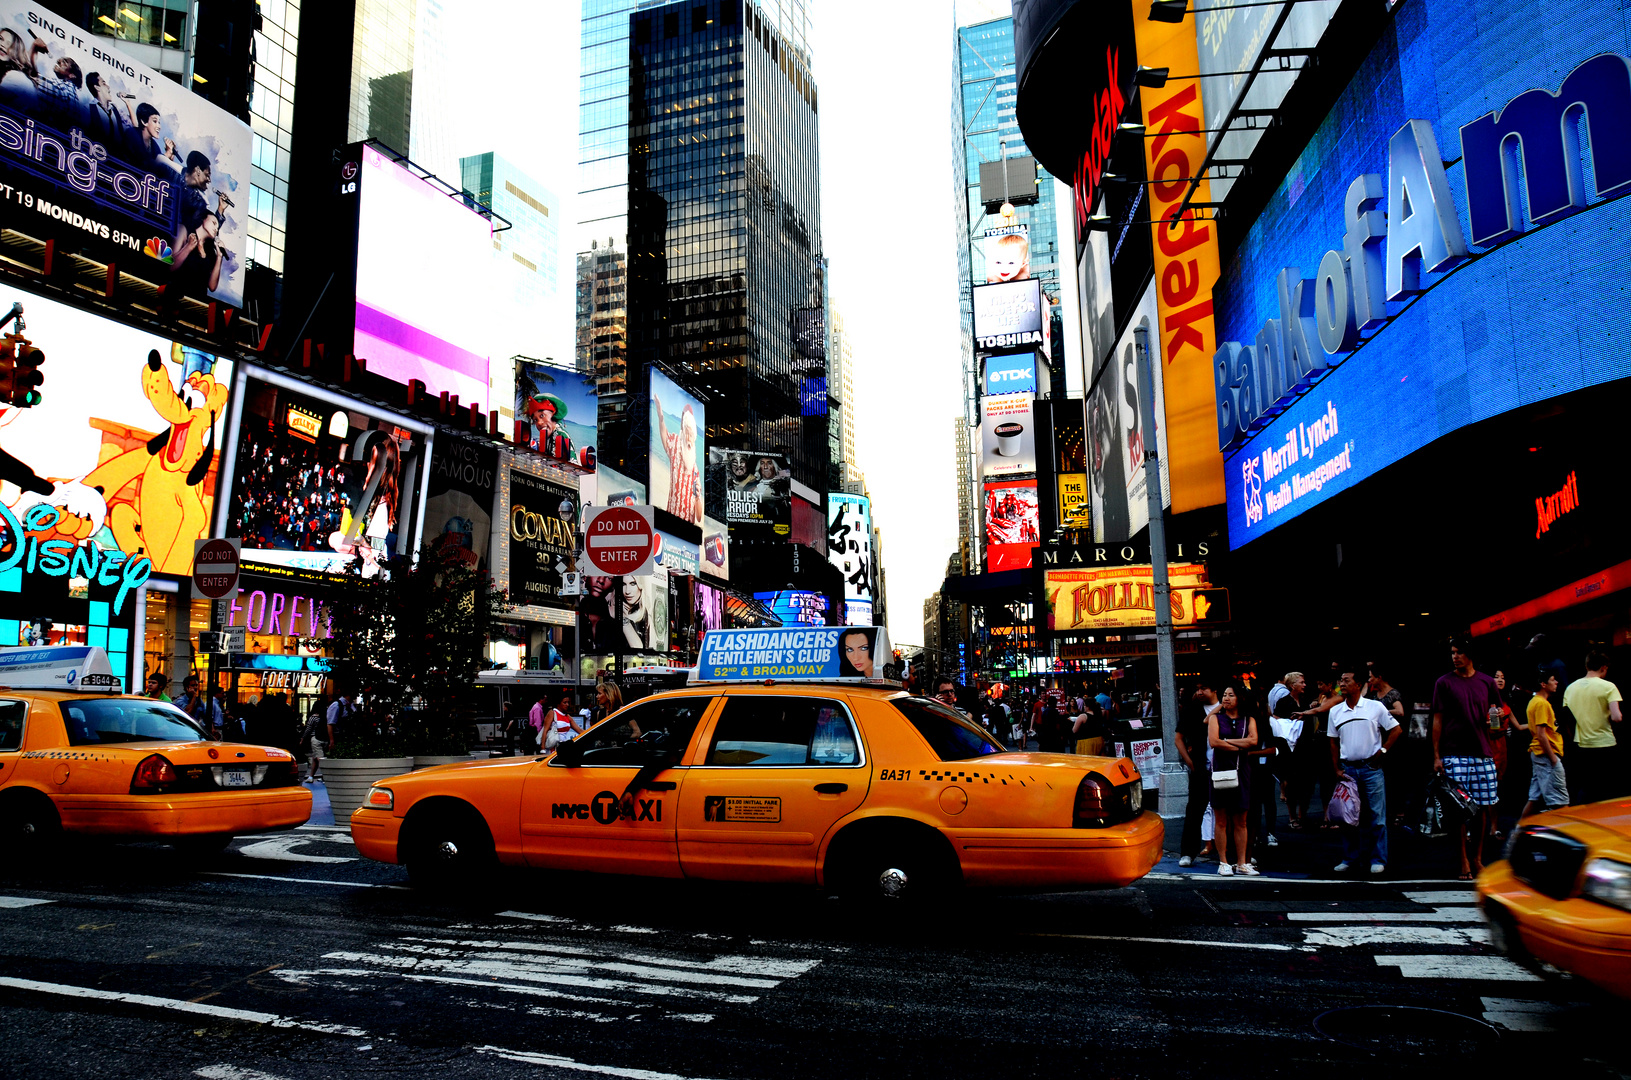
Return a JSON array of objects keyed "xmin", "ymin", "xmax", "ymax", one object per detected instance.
[
  {"xmin": 1416, "ymin": 773, "xmax": 1474, "ymax": 838},
  {"xmin": 1326, "ymin": 778, "xmax": 1360, "ymax": 826}
]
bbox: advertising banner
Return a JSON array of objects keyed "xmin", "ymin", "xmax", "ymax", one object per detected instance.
[
  {"xmin": 753, "ymin": 589, "xmax": 829, "ymax": 628},
  {"xmin": 827, "ymin": 494, "xmax": 874, "ymax": 602},
  {"xmin": 973, "ymin": 279, "xmax": 1045, "ymax": 355},
  {"xmin": 701, "ymin": 515, "xmax": 729, "ymax": 580},
  {"xmin": 983, "ymin": 223, "xmax": 1030, "ymax": 283},
  {"xmin": 648, "ymin": 367, "xmax": 704, "ymax": 525},
  {"xmin": 984, "ymin": 352, "xmax": 1037, "ymax": 396},
  {"xmin": 0, "ymin": 285, "xmax": 230, "ymax": 580},
  {"xmin": 984, "ymin": 479, "xmax": 1040, "ymax": 572},
  {"xmin": 354, "ymin": 144, "xmax": 495, "ymax": 410},
  {"xmin": 506, "ymin": 469, "xmax": 578, "ymax": 609},
  {"xmin": 579, "ymin": 569, "xmax": 667, "ymax": 653},
  {"xmin": 1057, "ymin": 472, "xmax": 1089, "ymax": 530},
  {"xmin": 1077, "ymin": 219, "xmax": 1115, "ymax": 379},
  {"xmin": 424, "ymin": 435, "xmax": 495, "ymax": 572},
  {"xmin": 980, "ymin": 393, "xmax": 1037, "ymax": 478},
  {"xmin": 694, "ymin": 578, "xmax": 725, "ymax": 634},
  {"xmin": 0, "ymin": 3, "xmax": 251, "ymax": 307},
  {"xmin": 583, "ymin": 463, "xmax": 644, "ymax": 511},
  {"xmin": 1134, "ymin": 9, "xmax": 1225, "ymax": 515},
  {"xmin": 709, "ymin": 447, "xmax": 790, "ymax": 528},
  {"xmin": 515, "ymin": 358, "xmax": 596, "ymax": 471},
  {"xmin": 655, "ymin": 529, "xmax": 699, "ymax": 577},
  {"xmin": 1044, "ymin": 563, "xmax": 1210, "ymax": 631},
  {"xmin": 223, "ymin": 371, "xmax": 428, "ymax": 582},
  {"xmin": 842, "ymin": 600, "xmax": 873, "ymax": 626},
  {"xmin": 1087, "ymin": 280, "xmax": 1170, "ymax": 544},
  {"xmin": 697, "ymin": 625, "xmax": 891, "ymax": 681}
]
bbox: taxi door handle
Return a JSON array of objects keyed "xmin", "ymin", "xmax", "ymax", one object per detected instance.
[{"xmin": 813, "ymin": 782, "xmax": 847, "ymax": 794}]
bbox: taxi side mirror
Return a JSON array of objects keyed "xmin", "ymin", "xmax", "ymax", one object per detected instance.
[{"xmin": 552, "ymin": 739, "xmax": 585, "ymax": 766}]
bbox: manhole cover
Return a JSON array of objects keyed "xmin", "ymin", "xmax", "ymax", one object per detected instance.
[{"xmin": 1315, "ymin": 1006, "xmax": 1500, "ymax": 1055}]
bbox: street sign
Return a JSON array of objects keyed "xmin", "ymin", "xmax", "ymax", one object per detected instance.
[
  {"xmin": 193, "ymin": 538, "xmax": 241, "ymax": 600},
  {"xmin": 584, "ymin": 504, "xmax": 655, "ymax": 577},
  {"xmin": 199, "ymin": 627, "xmax": 246, "ymax": 653}
]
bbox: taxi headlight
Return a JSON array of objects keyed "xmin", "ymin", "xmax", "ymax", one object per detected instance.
[
  {"xmin": 1581, "ymin": 858, "xmax": 1631, "ymax": 913},
  {"xmin": 365, "ymin": 786, "xmax": 394, "ymax": 811}
]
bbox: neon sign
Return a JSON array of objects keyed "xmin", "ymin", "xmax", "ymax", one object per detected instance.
[
  {"xmin": 1535, "ymin": 471, "xmax": 1580, "ymax": 538},
  {"xmin": 0, "ymin": 502, "xmax": 151, "ymax": 615}
]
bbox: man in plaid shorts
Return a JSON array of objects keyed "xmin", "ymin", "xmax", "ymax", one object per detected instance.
[{"xmin": 1431, "ymin": 636, "xmax": 1504, "ymax": 879}]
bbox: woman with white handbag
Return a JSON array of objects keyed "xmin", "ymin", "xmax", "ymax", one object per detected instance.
[{"xmin": 1208, "ymin": 683, "xmax": 1261, "ymax": 877}]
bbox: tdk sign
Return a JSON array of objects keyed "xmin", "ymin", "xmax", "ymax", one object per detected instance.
[
  {"xmin": 985, "ymin": 355, "xmax": 1037, "ymax": 395},
  {"xmin": 1215, "ymin": 53, "xmax": 1631, "ymax": 452}
]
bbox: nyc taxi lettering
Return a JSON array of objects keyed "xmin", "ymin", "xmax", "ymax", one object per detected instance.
[{"xmin": 551, "ymin": 790, "xmax": 663, "ymax": 823}]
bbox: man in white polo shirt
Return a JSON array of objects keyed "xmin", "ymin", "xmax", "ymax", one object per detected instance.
[{"xmin": 1329, "ymin": 663, "xmax": 1401, "ymax": 874}]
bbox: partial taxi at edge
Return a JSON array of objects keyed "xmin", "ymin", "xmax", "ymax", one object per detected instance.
[
  {"xmin": 0, "ymin": 690, "xmax": 311, "ymax": 850},
  {"xmin": 1478, "ymin": 798, "xmax": 1631, "ymax": 998},
  {"xmin": 351, "ymin": 683, "xmax": 1162, "ymax": 899}
]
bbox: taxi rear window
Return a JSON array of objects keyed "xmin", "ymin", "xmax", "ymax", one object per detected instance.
[
  {"xmin": 892, "ymin": 697, "xmax": 1002, "ymax": 761},
  {"xmin": 61, "ymin": 698, "xmax": 206, "ymax": 746}
]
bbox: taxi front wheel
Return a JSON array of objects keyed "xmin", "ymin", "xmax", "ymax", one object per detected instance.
[{"xmin": 403, "ymin": 803, "xmax": 496, "ymax": 892}]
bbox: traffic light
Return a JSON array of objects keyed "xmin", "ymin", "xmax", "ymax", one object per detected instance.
[
  {"xmin": 13, "ymin": 341, "xmax": 42, "ymax": 407},
  {"xmin": 1190, "ymin": 588, "xmax": 1231, "ymax": 624},
  {"xmin": 0, "ymin": 334, "xmax": 15, "ymax": 404}
]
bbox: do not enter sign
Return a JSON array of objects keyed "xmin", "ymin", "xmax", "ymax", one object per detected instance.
[
  {"xmin": 584, "ymin": 504, "xmax": 655, "ymax": 577},
  {"xmin": 192, "ymin": 538, "xmax": 241, "ymax": 599}
]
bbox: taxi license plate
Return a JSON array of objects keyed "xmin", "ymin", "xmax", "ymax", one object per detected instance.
[{"xmin": 221, "ymin": 769, "xmax": 253, "ymax": 788}]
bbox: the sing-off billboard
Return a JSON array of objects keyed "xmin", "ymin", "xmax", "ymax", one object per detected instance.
[
  {"xmin": 1215, "ymin": 4, "xmax": 1631, "ymax": 547},
  {"xmin": 0, "ymin": 2, "xmax": 251, "ymax": 306}
]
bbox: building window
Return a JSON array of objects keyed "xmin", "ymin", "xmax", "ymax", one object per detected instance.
[{"xmin": 90, "ymin": 0, "xmax": 186, "ymax": 48}]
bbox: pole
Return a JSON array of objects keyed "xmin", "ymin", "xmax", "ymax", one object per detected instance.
[
  {"xmin": 1134, "ymin": 326, "xmax": 1183, "ymax": 822},
  {"xmin": 613, "ymin": 576, "xmax": 624, "ymax": 685}
]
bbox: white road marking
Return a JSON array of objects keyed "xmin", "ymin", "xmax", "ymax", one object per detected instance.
[
  {"xmin": 1288, "ymin": 908, "xmax": 1483, "ymax": 924},
  {"xmin": 295, "ymin": 824, "xmax": 351, "ymax": 833},
  {"xmin": 1148, "ymin": 873, "xmax": 1485, "ymax": 886},
  {"xmin": 476, "ymin": 1045, "xmax": 727, "ymax": 1080},
  {"xmin": 273, "ymin": 967, "xmax": 655, "ymax": 1009},
  {"xmin": 495, "ymin": 910, "xmax": 574, "ymax": 924},
  {"xmin": 1481, "ymin": 996, "xmax": 1577, "ymax": 1032},
  {"xmin": 1374, "ymin": 955, "xmax": 1543, "ymax": 981},
  {"xmin": 1027, "ymin": 933, "xmax": 1309, "ymax": 952},
  {"xmin": 234, "ymin": 834, "xmax": 357, "ymax": 864},
  {"xmin": 1401, "ymin": 890, "xmax": 1477, "ymax": 905},
  {"xmin": 1302, "ymin": 925, "xmax": 1491, "ymax": 948},
  {"xmin": 0, "ymin": 896, "xmax": 53, "ymax": 908},
  {"xmin": 196, "ymin": 1066, "xmax": 296, "ymax": 1080},
  {"xmin": 0, "ymin": 976, "xmax": 368, "ymax": 1035},
  {"xmin": 318, "ymin": 950, "xmax": 762, "ymax": 1003},
  {"xmin": 201, "ymin": 872, "xmax": 404, "ymax": 889},
  {"xmin": 402, "ymin": 938, "xmax": 823, "ymax": 979}
]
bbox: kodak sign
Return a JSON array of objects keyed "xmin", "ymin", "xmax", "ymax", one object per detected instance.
[{"xmin": 1133, "ymin": 6, "xmax": 1224, "ymax": 513}]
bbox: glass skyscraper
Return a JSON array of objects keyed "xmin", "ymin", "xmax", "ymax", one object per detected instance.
[{"xmin": 612, "ymin": 0, "xmax": 827, "ymax": 492}]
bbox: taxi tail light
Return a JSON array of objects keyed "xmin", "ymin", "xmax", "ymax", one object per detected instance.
[
  {"xmin": 131, "ymin": 754, "xmax": 179, "ymax": 793},
  {"xmin": 1074, "ymin": 774, "xmax": 1112, "ymax": 828}
]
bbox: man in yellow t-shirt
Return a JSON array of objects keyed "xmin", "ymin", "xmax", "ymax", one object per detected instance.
[
  {"xmin": 1523, "ymin": 674, "xmax": 1568, "ymax": 816},
  {"xmin": 1561, "ymin": 651, "xmax": 1623, "ymax": 804}
]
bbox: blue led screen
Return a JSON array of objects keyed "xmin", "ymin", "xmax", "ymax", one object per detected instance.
[{"xmin": 1217, "ymin": 0, "xmax": 1631, "ymax": 548}]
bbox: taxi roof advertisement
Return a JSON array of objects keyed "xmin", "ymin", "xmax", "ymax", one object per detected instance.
[
  {"xmin": 0, "ymin": 1, "xmax": 252, "ymax": 307},
  {"xmin": 698, "ymin": 626, "xmax": 892, "ymax": 682}
]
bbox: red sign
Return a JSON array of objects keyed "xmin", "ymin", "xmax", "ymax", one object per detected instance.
[
  {"xmin": 192, "ymin": 538, "xmax": 241, "ymax": 599},
  {"xmin": 584, "ymin": 504, "xmax": 654, "ymax": 577}
]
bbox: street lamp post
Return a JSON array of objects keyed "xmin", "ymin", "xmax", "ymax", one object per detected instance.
[{"xmin": 1134, "ymin": 325, "xmax": 1184, "ymax": 823}]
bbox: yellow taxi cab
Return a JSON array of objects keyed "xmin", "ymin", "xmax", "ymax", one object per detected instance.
[
  {"xmin": 1477, "ymin": 799, "xmax": 1631, "ymax": 998},
  {"xmin": 351, "ymin": 627, "xmax": 1162, "ymax": 900},
  {"xmin": 0, "ymin": 646, "xmax": 311, "ymax": 854}
]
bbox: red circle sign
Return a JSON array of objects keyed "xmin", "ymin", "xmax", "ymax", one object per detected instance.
[
  {"xmin": 193, "ymin": 539, "xmax": 240, "ymax": 599},
  {"xmin": 585, "ymin": 506, "xmax": 653, "ymax": 575}
]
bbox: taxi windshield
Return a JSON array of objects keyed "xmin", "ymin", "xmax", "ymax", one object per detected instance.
[
  {"xmin": 61, "ymin": 698, "xmax": 207, "ymax": 746},
  {"xmin": 892, "ymin": 697, "xmax": 1002, "ymax": 760}
]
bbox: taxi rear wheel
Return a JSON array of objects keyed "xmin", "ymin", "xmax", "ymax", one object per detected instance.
[
  {"xmin": 403, "ymin": 802, "xmax": 495, "ymax": 892},
  {"xmin": 828, "ymin": 823, "xmax": 959, "ymax": 905},
  {"xmin": 2, "ymin": 791, "xmax": 62, "ymax": 860}
]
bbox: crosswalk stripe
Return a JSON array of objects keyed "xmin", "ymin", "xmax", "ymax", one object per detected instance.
[
  {"xmin": 1289, "ymin": 908, "xmax": 1483, "ymax": 924},
  {"xmin": 1480, "ymin": 996, "xmax": 1577, "ymax": 1032},
  {"xmin": 1400, "ymin": 890, "xmax": 1477, "ymax": 905},
  {"xmin": 1302, "ymin": 925, "xmax": 1489, "ymax": 948},
  {"xmin": 0, "ymin": 896, "xmax": 53, "ymax": 909},
  {"xmin": 1374, "ymin": 955, "xmax": 1542, "ymax": 981}
]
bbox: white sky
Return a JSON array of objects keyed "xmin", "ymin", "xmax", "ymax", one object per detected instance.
[{"xmin": 445, "ymin": 0, "xmax": 970, "ymax": 645}]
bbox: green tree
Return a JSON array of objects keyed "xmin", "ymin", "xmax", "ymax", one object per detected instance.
[{"xmin": 326, "ymin": 544, "xmax": 509, "ymax": 756}]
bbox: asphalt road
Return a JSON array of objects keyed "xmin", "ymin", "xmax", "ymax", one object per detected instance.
[{"xmin": 0, "ymin": 821, "xmax": 1626, "ymax": 1080}]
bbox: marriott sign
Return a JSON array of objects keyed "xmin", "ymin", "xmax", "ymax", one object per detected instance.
[{"xmin": 1215, "ymin": 53, "xmax": 1631, "ymax": 452}]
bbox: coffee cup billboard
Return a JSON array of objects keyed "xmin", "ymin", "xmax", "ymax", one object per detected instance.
[{"xmin": 981, "ymin": 393, "xmax": 1036, "ymax": 477}]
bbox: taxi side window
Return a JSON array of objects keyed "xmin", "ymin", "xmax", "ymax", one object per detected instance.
[
  {"xmin": 572, "ymin": 697, "xmax": 712, "ymax": 766},
  {"xmin": 707, "ymin": 697, "xmax": 860, "ymax": 767},
  {"xmin": 0, "ymin": 699, "xmax": 24, "ymax": 750}
]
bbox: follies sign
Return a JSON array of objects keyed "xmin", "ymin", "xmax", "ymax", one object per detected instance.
[{"xmin": 1044, "ymin": 562, "xmax": 1210, "ymax": 631}]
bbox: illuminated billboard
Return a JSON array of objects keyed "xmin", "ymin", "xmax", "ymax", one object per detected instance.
[
  {"xmin": 827, "ymin": 494, "xmax": 874, "ymax": 602},
  {"xmin": 648, "ymin": 367, "xmax": 704, "ymax": 525},
  {"xmin": 0, "ymin": 2, "xmax": 251, "ymax": 306},
  {"xmin": 973, "ymin": 279, "xmax": 1046, "ymax": 355},
  {"xmin": 980, "ymin": 393, "xmax": 1036, "ymax": 478},
  {"xmin": 701, "ymin": 515, "xmax": 729, "ymax": 580},
  {"xmin": 754, "ymin": 589, "xmax": 829, "ymax": 628},
  {"xmin": 1044, "ymin": 563, "xmax": 1210, "ymax": 631},
  {"xmin": 424, "ymin": 435, "xmax": 495, "ymax": 572},
  {"xmin": 515, "ymin": 359, "xmax": 596, "ymax": 471},
  {"xmin": 984, "ymin": 352, "xmax": 1037, "ymax": 396},
  {"xmin": 220, "ymin": 368, "xmax": 431, "ymax": 581},
  {"xmin": 354, "ymin": 144, "xmax": 494, "ymax": 410},
  {"xmin": 709, "ymin": 448, "xmax": 790, "ymax": 530},
  {"xmin": 984, "ymin": 479, "xmax": 1039, "ymax": 572},
  {"xmin": 1087, "ymin": 280, "xmax": 1169, "ymax": 544},
  {"xmin": 983, "ymin": 224, "xmax": 1030, "ymax": 282},
  {"xmin": 504, "ymin": 466, "xmax": 578, "ymax": 612}
]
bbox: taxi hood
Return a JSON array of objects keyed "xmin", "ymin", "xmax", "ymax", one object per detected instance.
[{"xmin": 1547, "ymin": 797, "xmax": 1631, "ymax": 833}]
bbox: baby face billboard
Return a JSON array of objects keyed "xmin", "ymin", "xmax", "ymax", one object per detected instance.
[
  {"xmin": 0, "ymin": 285, "xmax": 230, "ymax": 582},
  {"xmin": 648, "ymin": 368, "xmax": 703, "ymax": 525},
  {"xmin": 0, "ymin": 2, "xmax": 251, "ymax": 306},
  {"xmin": 516, "ymin": 358, "xmax": 596, "ymax": 471}
]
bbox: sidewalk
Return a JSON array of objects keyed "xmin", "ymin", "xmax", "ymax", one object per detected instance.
[{"xmin": 305, "ymin": 778, "xmax": 335, "ymax": 826}]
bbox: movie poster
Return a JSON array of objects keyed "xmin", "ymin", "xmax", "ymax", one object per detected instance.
[
  {"xmin": 984, "ymin": 479, "xmax": 1039, "ymax": 572},
  {"xmin": 506, "ymin": 469, "xmax": 578, "ymax": 609},
  {"xmin": 515, "ymin": 358, "xmax": 596, "ymax": 471},
  {"xmin": 0, "ymin": 286, "xmax": 232, "ymax": 578},
  {"xmin": 0, "ymin": 2, "xmax": 251, "ymax": 306},
  {"xmin": 423, "ymin": 435, "xmax": 496, "ymax": 572},
  {"xmin": 225, "ymin": 375, "xmax": 424, "ymax": 580},
  {"xmin": 648, "ymin": 368, "xmax": 704, "ymax": 524},
  {"xmin": 709, "ymin": 448, "xmax": 791, "ymax": 527}
]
